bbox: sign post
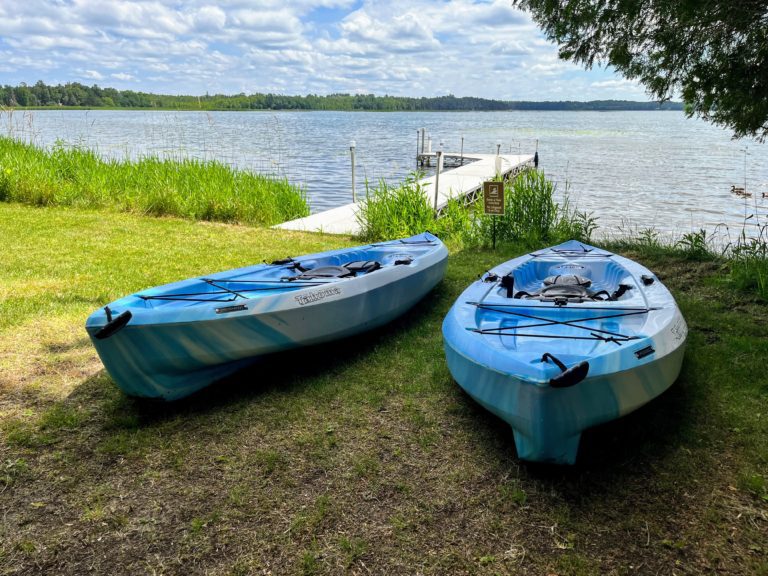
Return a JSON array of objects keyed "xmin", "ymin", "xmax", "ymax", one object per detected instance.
[{"xmin": 483, "ymin": 181, "xmax": 505, "ymax": 249}]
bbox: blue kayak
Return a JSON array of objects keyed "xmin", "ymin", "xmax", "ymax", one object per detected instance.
[
  {"xmin": 86, "ymin": 232, "xmax": 448, "ymax": 400},
  {"xmin": 442, "ymin": 240, "xmax": 687, "ymax": 464}
]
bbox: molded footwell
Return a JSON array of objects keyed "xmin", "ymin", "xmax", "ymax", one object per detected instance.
[{"xmin": 513, "ymin": 429, "xmax": 582, "ymax": 465}]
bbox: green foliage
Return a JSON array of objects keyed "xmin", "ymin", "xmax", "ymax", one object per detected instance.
[
  {"xmin": 0, "ymin": 81, "xmax": 684, "ymax": 111},
  {"xmin": 676, "ymin": 229, "xmax": 714, "ymax": 261},
  {"xmin": 499, "ymin": 481, "xmax": 528, "ymax": 506},
  {"xmin": 514, "ymin": 0, "xmax": 768, "ymax": 140},
  {"xmin": 338, "ymin": 536, "xmax": 367, "ymax": 567},
  {"xmin": 355, "ymin": 174, "xmax": 436, "ymax": 241},
  {"xmin": 2, "ymin": 202, "xmax": 768, "ymax": 574},
  {"xmin": 1, "ymin": 459, "xmax": 28, "ymax": 487},
  {"xmin": 475, "ymin": 170, "xmax": 558, "ymax": 244},
  {"xmin": 39, "ymin": 405, "xmax": 86, "ymax": 431},
  {"xmin": 0, "ymin": 137, "xmax": 309, "ymax": 225},
  {"xmin": 739, "ymin": 472, "xmax": 767, "ymax": 501},
  {"xmin": 635, "ymin": 227, "xmax": 662, "ymax": 253},
  {"xmin": 727, "ymin": 226, "xmax": 768, "ymax": 301},
  {"xmin": 356, "ymin": 169, "xmax": 590, "ymax": 247}
]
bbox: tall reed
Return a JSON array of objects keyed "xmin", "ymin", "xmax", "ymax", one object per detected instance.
[
  {"xmin": 355, "ymin": 174, "xmax": 435, "ymax": 241},
  {"xmin": 0, "ymin": 137, "xmax": 309, "ymax": 226},
  {"xmin": 356, "ymin": 168, "xmax": 589, "ymax": 247},
  {"xmin": 728, "ymin": 225, "xmax": 768, "ymax": 301}
]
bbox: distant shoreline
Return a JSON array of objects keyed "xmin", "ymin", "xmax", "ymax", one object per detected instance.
[
  {"xmin": 1, "ymin": 81, "xmax": 684, "ymax": 112},
  {"xmin": 7, "ymin": 104, "xmax": 685, "ymax": 113}
]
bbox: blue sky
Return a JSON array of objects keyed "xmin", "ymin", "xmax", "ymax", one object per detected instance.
[{"xmin": 0, "ymin": 0, "xmax": 649, "ymax": 100}]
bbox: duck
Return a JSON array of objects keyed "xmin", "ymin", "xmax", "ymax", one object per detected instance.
[{"xmin": 731, "ymin": 185, "xmax": 752, "ymax": 198}]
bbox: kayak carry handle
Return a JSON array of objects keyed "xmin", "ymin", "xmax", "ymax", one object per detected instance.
[
  {"xmin": 541, "ymin": 353, "xmax": 589, "ymax": 388},
  {"xmin": 94, "ymin": 309, "xmax": 133, "ymax": 340}
]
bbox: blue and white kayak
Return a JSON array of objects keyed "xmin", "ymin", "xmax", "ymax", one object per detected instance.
[
  {"xmin": 442, "ymin": 240, "xmax": 687, "ymax": 464},
  {"xmin": 86, "ymin": 232, "xmax": 448, "ymax": 400}
]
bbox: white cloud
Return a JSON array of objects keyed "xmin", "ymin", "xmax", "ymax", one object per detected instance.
[
  {"xmin": 193, "ymin": 6, "xmax": 227, "ymax": 32},
  {"xmin": 591, "ymin": 78, "xmax": 642, "ymax": 91},
  {"xmin": 0, "ymin": 0, "xmax": 650, "ymax": 101}
]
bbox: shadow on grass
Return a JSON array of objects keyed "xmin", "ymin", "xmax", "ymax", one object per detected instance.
[
  {"xmin": 69, "ymin": 281, "xmax": 452, "ymax": 430},
  {"xmin": 451, "ymin": 354, "xmax": 702, "ymax": 497},
  {"xmin": 44, "ymin": 336, "xmax": 93, "ymax": 353}
]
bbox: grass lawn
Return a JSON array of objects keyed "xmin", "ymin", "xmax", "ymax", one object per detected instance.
[{"xmin": 0, "ymin": 203, "xmax": 766, "ymax": 575}]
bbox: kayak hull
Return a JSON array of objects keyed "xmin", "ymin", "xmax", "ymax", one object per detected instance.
[
  {"xmin": 87, "ymin": 233, "xmax": 448, "ymax": 400},
  {"xmin": 442, "ymin": 240, "xmax": 687, "ymax": 464},
  {"xmin": 444, "ymin": 337, "xmax": 685, "ymax": 464}
]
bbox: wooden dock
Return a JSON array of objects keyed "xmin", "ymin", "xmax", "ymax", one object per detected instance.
[{"xmin": 275, "ymin": 153, "xmax": 534, "ymax": 236}]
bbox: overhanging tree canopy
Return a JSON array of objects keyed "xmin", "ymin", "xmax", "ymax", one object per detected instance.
[{"xmin": 514, "ymin": 0, "xmax": 768, "ymax": 140}]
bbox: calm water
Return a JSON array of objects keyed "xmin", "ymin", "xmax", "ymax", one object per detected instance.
[{"xmin": 4, "ymin": 109, "xmax": 767, "ymax": 241}]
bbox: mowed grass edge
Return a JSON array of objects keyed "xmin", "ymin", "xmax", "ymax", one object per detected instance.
[{"xmin": 0, "ymin": 203, "xmax": 766, "ymax": 575}]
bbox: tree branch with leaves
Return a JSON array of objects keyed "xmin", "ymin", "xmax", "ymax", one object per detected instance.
[{"xmin": 514, "ymin": 0, "xmax": 768, "ymax": 140}]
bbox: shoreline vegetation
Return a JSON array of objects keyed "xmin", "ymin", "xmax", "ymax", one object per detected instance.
[
  {"xmin": 0, "ymin": 133, "xmax": 764, "ymax": 302},
  {"xmin": 0, "ymin": 136, "xmax": 309, "ymax": 226},
  {"xmin": 0, "ymin": 81, "xmax": 765, "ymax": 572},
  {"xmin": 355, "ymin": 169, "xmax": 768, "ymax": 302},
  {"xmin": 0, "ymin": 202, "xmax": 766, "ymax": 574},
  {"xmin": 0, "ymin": 124, "xmax": 765, "ymax": 572},
  {"xmin": 1, "ymin": 80, "xmax": 685, "ymax": 112},
  {"xmin": 357, "ymin": 169, "xmax": 592, "ymax": 246}
]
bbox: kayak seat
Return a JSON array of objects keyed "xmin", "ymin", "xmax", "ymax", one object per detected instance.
[
  {"xmin": 515, "ymin": 273, "xmax": 593, "ymax": 301},
  {"xmin": 287, "ymin": 260, "xmax": 382, "ymax": 281},
  {"xmin": 514, "ymin": 274, "xmax": 634, "ymax": 302},
  {"xmin": 543, "ymin": 274, "xmax": 591, "ymax": 287},
  {"xmin": 344, "ymin": 260, "xmax": 382, "ymax": 274},
  {"xmin": 515, "ymin": 283, "xmax": 592, "ymax": 302},
  {"xmin": 292, "ymin": 266, "xmax": 355, "ymax": 280}
]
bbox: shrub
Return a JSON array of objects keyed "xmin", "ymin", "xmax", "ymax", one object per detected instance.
[{"xmin": 356, "ymin": 169, "xmax": 590, "ymax": 247}]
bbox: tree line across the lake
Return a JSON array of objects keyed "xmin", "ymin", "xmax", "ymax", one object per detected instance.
[{"xmin": 0, "ymin": 81, "xmax": 683, "ymax": 112}]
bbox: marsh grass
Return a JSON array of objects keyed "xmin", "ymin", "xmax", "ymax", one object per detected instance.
[
  {"xmin": 727, "ymin": 225, "xmax": 768, "ymax": 301},
  {"xmin": 0, "ymin": 136, "xmax": 309, "ymax": 225},
  {"xmin": 355, "ymin": 173, "xmax": 436, "ymax": 241},
  {"xmin": 356, "ymin": 168, "xmax": 591, "ymax": 247},
  {"xmin": 354, "ymin": 173, "xmax": 476, "ymax": 245},
  {"xmin": 1, "ymin": 203, "xmax": 766, "ymax": 575},
  {"xmin": 611, "ymin": 218, "xmax": 768, "ymax": 302}
]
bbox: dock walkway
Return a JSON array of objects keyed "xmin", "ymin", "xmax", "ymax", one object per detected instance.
[{"xmin": 275, "ymin": 153, "xmax": 534, "ymax": 236}]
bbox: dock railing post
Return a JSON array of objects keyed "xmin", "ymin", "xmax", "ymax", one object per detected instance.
[
  {"xmin": 420, "ymin": 128, "xmax": 426, "ymax": 154},
  {"xmin": 350, "ymin": 140, "xmax": 356, "ymax": 202},
  {"xmin": 460, "ymin": 134, "xmax": 464, "ymax": 165},
  {"xmin": 495, "ymin": 141, "xmax": 502, "ymax": 178},
  {"xmin": 416, "ymin": 129, "xmax": 420, "ymax": 167},
  {"xmin": 433, "ymin": 149, "xmax": 443, "ymax": 212}
]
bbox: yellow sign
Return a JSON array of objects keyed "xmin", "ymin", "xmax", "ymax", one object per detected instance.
[{"xmin": 483, "ymin": 181, "xmax": 504, "ymax": 215}]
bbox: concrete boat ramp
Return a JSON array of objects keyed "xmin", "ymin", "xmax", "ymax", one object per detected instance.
[{"xmin": 275, "ymin": 153, "xmax": 534, "ymax": 236}]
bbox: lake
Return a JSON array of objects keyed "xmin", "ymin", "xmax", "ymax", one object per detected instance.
[{"xmin": 3, "ymin": 109, "xmax": 766, "ymax": 242}]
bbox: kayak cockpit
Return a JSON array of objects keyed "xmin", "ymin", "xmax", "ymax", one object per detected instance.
[
  {"xmin": 129, "ymin": 245, "xmax": 421, "ymax": 309},
  {"xmin": 495, "ymin": 257, "xmax": 643, "ymax": 305}
]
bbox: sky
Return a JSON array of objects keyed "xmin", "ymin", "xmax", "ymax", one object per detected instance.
[{"xmin": 0, "ymin": 0, "xmax": 650, "ymax": 101}]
